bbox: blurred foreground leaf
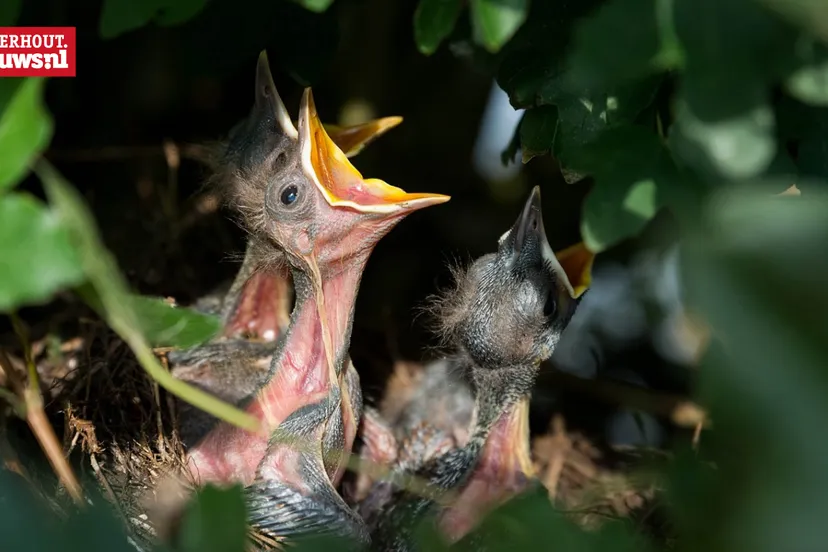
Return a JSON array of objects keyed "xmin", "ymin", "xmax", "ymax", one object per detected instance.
[
  {"xmin": 0, "ymin": 193, "xmax": 84, "ymax": 312},
  {"xmin": 785, "ymin": 41, "xmax": 828, "ymax": 107},
  {"xmin": 99, "ymin": 0, "xmax": 210, "ymax": 38},
  {"xmin": 414, "ymin": 0, "xmax": 464, "ymax": 55},
  {"xmin": 180, "ymin": 485, "xmax": 247, "ymax": 552},
  {"xmin": 34, "ymin": 160, "xmax": 259, "ymax": 433},
  {"xmin": 0, "ymin": 470, "xmax": 134, "ymax": 552},
  {"xmin": 0, "ymin": 0, "xmax": 21, "ymax": 26},
  {"xmin": 681, "ymin": 185, "xmax": 828, "ymax": 551},
  {"xmin": 294, "ymin": 0, "xmax": 335, "ymax": 13},
  {"xmin": 456, "ymin": 485, "xmax": 651, "ymax": 552},
  {"xmin": 470, "ymin": 0, "xmax": 529, "ymax": 53},
  {"xmin": 0, "ymin": 78, "xmax": 53, "ymax": 192}
]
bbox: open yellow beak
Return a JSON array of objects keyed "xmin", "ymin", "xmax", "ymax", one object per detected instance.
[
  {"xmin": 555, "ymin": 242, "xmax": 595, "ymax": 299},
  {"xmin": 298, "ymin": 89, "xmax": 450, "ymax": 214},
  {"xmin": 325, "ymin": 117, "xmax": 403, "ymax": 158}
]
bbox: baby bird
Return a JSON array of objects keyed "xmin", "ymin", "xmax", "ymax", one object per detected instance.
[{"xmin": 365, "ymin": 186, "xmax": 591, "ymax": 551}]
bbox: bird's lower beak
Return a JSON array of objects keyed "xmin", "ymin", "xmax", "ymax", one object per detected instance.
[{"xmin": 299, "ymin": 88, "xmax": 450, "ymax": 214}]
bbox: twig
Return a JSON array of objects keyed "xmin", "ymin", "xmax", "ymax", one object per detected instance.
[
  {"xmin": 539, "ymin": 363, "xmax": 710, "ymax": 429},
  {"xmin": 1, "ymin": 326, "xmax": 83, "ymax": 504}
]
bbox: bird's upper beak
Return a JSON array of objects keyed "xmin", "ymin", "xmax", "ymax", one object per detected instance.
[
  {"xmin": 508, "ymin": 186, "xmax": 594, "ymax": 299},
  {"xmin": 298, "ymin": 89, "xmax": 450, "ymax": 214}
]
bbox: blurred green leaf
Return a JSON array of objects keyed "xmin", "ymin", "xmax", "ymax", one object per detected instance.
[
  {"xmin": 669, "ymin": 0, "xmax": 794, "ymax": 180},
  {"xmin": 0, "ymin": 0, "xmax": 21, "ymax": 25},
  {"xmin": 294, "ymin": 0, "xmax": 335, "ymax": 13},
  {"xmin": 180, "ymin": 484, "xmax": 247, "ymax": 552},
  {"xmin": 35, "ymin": 159, "xmax": 260, "ymax": 434},
  {"xmin": 100, "ymin": 0, "xmax": 210, "ymax": 38},
  {"xmin": 156, "ymin": 0, "xmax": 209, "ymax": 25},
  {"xmin": 457, "ymin": 485, "xmax": 651, "ymax": 552},
  {"xmin": 786, "ymin": 41, "xmax": 828, "ymax": 107},
  {"xmin": 470, "ymin": 0, "xmax": 529, "ymax": 53},
  {"xmin": 567, "ymin": 0, "xmax": 682, "ymax": 91},
  {"xmin": 519, "ymin": 105, "xmax": 558, "ymax": 162},
  {"xmin": 0, "ymin": 470, "xmax": 136, "ymax": 552},
  {"xmin": 757, "ymin": 0, "xmax": 828, "ymax": 45},
  {"xmin": 414, "ymin": 0, "xmax": 464, "ymax": 55},
  {"xmin": 566, "ymin": 126, "xmax": 677, "ymax": 251},
  {"xmin": 669, "ymin": 92, "xmax": 776, "ymax": 180},
  {"xmin": 682, "ymin": 186, "xmax": 828, "ymax": 552},
  {"xmin": 99, "ymin": 0, "xmax": 159, "ymax": 38},
  {"xmin": 0, "ymin": 193, "xmax": 84, "ymax": 312},
  {"xmin": 0, "ymin": 78, "xmax": 53, "ymax": 192}
]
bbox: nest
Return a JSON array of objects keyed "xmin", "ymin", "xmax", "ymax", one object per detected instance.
[{"xmin": 0, "ymin": 311, "xmax": 668, "ymax": 550}]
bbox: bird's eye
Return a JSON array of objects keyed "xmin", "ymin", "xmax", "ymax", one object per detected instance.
[
  {"xmin": 280, "ymin": 185, "xmax": 299, "ymax": 205},
  {"xmin": 543, "ymin": 290, "xmax": 557, "ymax": 318}
]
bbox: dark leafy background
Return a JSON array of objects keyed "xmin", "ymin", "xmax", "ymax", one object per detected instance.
[{"xmin": 2, "ymin": 0, "xmax": 828, "ymax": 550}]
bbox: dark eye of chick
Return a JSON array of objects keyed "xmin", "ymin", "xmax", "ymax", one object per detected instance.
[
  {"xmin": 543, "ymin": 290, "xmax": 557, "ymax": 318},
  {"xmin": 280, "ymin": 185, "xmax": 298, "ymax": 205}
]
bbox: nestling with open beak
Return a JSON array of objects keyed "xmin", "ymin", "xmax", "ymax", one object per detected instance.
[
  {"xmin": 171, "ymin": 51, "xmax": 449, "ymax": 547},
  {"xmin": 366, "ymin": 186, "xmax": 593, "ymax": 551},
  {"xmin": 170, "ymin": 51, "xmax": 405, "ymax": 448}
]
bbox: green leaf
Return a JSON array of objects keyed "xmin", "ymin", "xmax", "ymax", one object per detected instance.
[
  {"xmin": 682, "ymin": 186, "xmax": 828, "ymax": 552},
  {"xmin": 414, "ymin": 0, "xmax": 464, "ymax": 55},
  {"xmin": 156, "ymin": 0, "xmax": 209, "ymax": 25},
  {"xmin": 82, "ymin": 291, "xmax": 221, "ymax": 348},
  {"xmin": 100, "ymin": 0, "xmax": 210, "ymax": 38},
  {"xmin": 757, "ymin": 0, "xmax": 828, "ymax": 45},
  {"xmin": 501, "ymin": 112, "xmax": 524, "ymax": 166},
  {"xmin": 99, "ymin": 0, "xmax": 160, "ymax": 38},
  {"xmin": 786, "ymin": 41, "xmax": 828, "ymax": 107},
  {"xmin": 0, "ymin": 0, "xmax": 21, "ymax": 25},
  {"xmin": 457, "ymin": 485, "xmax": 652, "ymax": 552},
  {"xmin": 180, "ymin": 485, "xmax": 248, "ymax": 552},
  {"xmin": 470, "ymin": 0, "xmax": 529, "ymax": 53},
  {"xmin": 567, "ymin": 0, "xmax": 682, "ymax": 91},
  {"xmin": 669, "ymin": 94, "xmax": 776, "ymax": 181},
  {"xmin": 566, "ymin": 126, "xmax": 676, "ymax": 252},
  {"xmin": 0, "ymin": 193, "xmax": 84, "ymax": 312},
  {"xmin": 0, "ymin": 78, "xmax": 53, "ymax": 192},
  {"xmin": 294, "ymin": 0, "xmax": 335, "ymax": 13},
  {"xmin": 130, "ymin": 295, "xmax": 222, "ymax": 348},
  {"xmin": 519, "ymin": 105, "xmax": 558, "ymax": 162}
]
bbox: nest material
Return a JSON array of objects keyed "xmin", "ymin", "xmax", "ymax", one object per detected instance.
[{"xmin": 2, "ymin": 315, "xmax": 665, "ymax": 549}]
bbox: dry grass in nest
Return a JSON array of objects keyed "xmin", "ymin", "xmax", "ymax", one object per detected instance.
[{"xmin": 19, "ymin": 317, "xmax": 198, "ymax": 547}]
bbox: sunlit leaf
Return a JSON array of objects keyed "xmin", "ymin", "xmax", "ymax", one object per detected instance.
[
  {"xmin": 0, "ymin": 78, "xmax": 53, "ymax": 192},
  {"xmin": 414, "ymin": 0, "xmax": 464, "ymax": 55},
  {"xmin": 0, "ymin": 193, "xmax": 84, "ymax": 312},
  {"xmin": 470, "ymin": 0, "xmax": 529, "ymax": 53},
  {"xmin": 294, "ymin": 0, "xmax": 335, "ymax": 13},
  {"xmin": 786, "ymin": 41, "xmax": 828, "ymax": 107},
  {"xmin": 180, "ymin": 485, "xmax": 247, "ymax": 552},
  {"xmin": 565, "ymin": 126, "xmax": 677, "ymax": 251}
]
